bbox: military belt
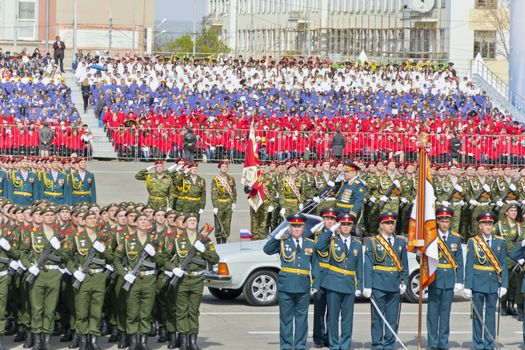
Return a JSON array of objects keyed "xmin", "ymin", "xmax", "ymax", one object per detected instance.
[
  {"xmin": 0, "ymin": 270, "xmax": 8, "ymax": 277},
  {"xmin": 438, "ymin": 263, "xmax": 453, "ymax": 269},
  {"xmin": 73, "ymin": 191, "xmax": 91, "ymax": 195},
  {"xmin": 179, "ymin": 196, "xmax": 200, "ymax": 201},
  {"xmin": 281, "ymin": 267, "xmax": 309, "ymax": 275},
  {"xmin": 149, "ymin": 195, "xmax": 167, "ymax": 200},
  {"xmin": 373, "ymin": 266, "xmax": 399, "ymax": 272},
  {"xmin": 325, "ymin": 197, "xmax": 336, "ymax": 201},
  {"xmin": 89, "ymin": 268, "xmax": 104, "ymax": 274},
  {"xmin": 284, "ymin": 198, "xmax": 298, "ymax": 202},
  {"xmin": 138, "ymin": 270, "xmax": 156, "ymax": 277},
  {"xmin": 474, "ymin": 264, "xmax": 495, "ymax": 271},
  {"xmin": 319, "ymin": 262, "xmax": 330, "ymax": 269},
  {"xmin": 327, "ymin": 265, "xmax": 356, "ymax": 276},
  {"xmin": 13, "ymin": 191, "xmax": 32, "ymax": 197},
  {"xmin": 44, "ymin": 265, "xmax": 60, "ymax": 270},
  {"xmin": 336, "ymin": 203, "xmax": 353, "ymax": 208},
  {"xmin": 217, "ymin": 198, "xmax": 232, "ymax": 202},
  {"xmin": 187, "ymin": 271, "xmax": 204, "ymax": 277},
  {"xmin": 43, "ymin": 191, "xmax": 63, "ymax": 196}
]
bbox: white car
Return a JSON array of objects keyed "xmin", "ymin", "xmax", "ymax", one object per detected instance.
[{"xmin": 205, "ymin": 214, "xmax": 465, "ymax": 306}]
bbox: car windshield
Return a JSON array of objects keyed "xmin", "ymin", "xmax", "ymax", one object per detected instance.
[{"xmin": 267, "ymin": 214, "xmax": 322, "ymax": 239}]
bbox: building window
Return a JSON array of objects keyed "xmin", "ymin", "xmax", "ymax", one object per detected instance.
[
  {"xmin": 18, "ymin": 0, "xmax": 36, "ymax": 40},
  {"xmin": 475, "ymin": 0, "xmax": 497, "ymax": 9},
  {"xmin": 474, "ymin": 30, "xmax": 496, "ymax": 59}
]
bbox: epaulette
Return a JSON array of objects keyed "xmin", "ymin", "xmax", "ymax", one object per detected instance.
[
  {"xmin": 305, "ymin": 238, "xmax": 315, "ymax": 243},
  {"xmin": 75, "ymin": 231, "xmax": 82, "ymax": 237},
  {"xmin": 32, "ymin": 226, "xmax": 40, "ymax": 232},
  {"xmin": 124, "ymin": 233, "xmax": 135, "ymax": 239},
  {"xmin": 494, "ymin": 235, "xmax": 505, "ymax": 240},
  {"xmin": 450, "ymin": 231, "xmax": 461, "ymax": 238},
  {"xmin": 64, "ymin": 228, "xmax": 76, "ymax": 236},
  {"xmin": 353, "ymin": 237, "xmax": 362, "ymax": 244}
]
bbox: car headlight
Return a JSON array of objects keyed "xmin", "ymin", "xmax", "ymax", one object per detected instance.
[{"xmin": 218, "ymin": 262, "xmax": 230, "ymax": 276}]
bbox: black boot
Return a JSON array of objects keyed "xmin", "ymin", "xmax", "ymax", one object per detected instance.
[
  {"xmin": 158, "ymin": 326, "xmax": 167, "ymax": 343},
  {"xmin": 149, "ymin": 322, "xmax": 157, "ymax": 337},
  {"xmin": 27, "ymin": 333, "xmax": 39, "ymax": 349},
  {"xmin": 189, "ymin": 334, "xmax": 201, "ymax": 350},
  {"xmin": 128, "ymin": 333, "xmax": 139, "ymax": 350},
  {"xmin": 41, "ymin": 333, "xmax": 51, "ymax": 350},
  {"xmin": 69, "ymin": 331, "xmax": 80, "ymax": 348},
  {"xmin": 167, "ymin": 332, "xmax": 180, "ymax": 349},
  {"xmin": 22, "ymin": 332, "xmax": 35, "ymax": 348},
  {"xmin": 140, "ymin": 333, "xmax": 152, "ymax": 350},
  {"xmin": 518, "ymin": 305, "xmax": 524, "ymax": 321},
  {"xmin": 118, "ymin": 332, "xmax": 130, "ymax": 349},
  {"xmin": 179, "ymin": 334, "xmax": 189, "ymax": 350},
  {"xmin": 78, "ymin": 335, "xmax": 88, "ymax": 350},
  {"xmin": 99, "ymin": 319, "xmax": 109, "ymax": 336},
  {"xmin": 4, "ymin": 320, "xmax": 16, "ymax": 336},
  {"xmin": 60, "ymin": 328, "xmax": 74, "ymax": 342},
  {"xmin": 53, "ymin": 320, "xmax": 63, "ymax": 336},
  {"xmin": 14, "ymin": 325, "xmax": 26, "ymax": 342},
  {"xmin": 501, "ymin": 300, "xmax": 509, "ymax": 316},
  {"xmin": 509, "ymin": 301, "xmax": 518, "ymax": 316},
  {"xmin": 108, "ymin": 327, "xmax": 119, "ymax": 343},
  {"xmin": 89, "ymin": 334, "xmax": 102, "ymax": 350}
]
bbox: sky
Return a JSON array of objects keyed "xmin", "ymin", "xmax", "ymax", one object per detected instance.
[{"xmin": 156, "ymin": 0, "xmax": 207, "ymax": 21}]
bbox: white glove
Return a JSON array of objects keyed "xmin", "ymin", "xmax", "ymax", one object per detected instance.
[
  {"xmin": 105, "ymin": 264, "xmax": 114, "ymax": 272},
  {"xmin": 483, "ymin": 184, "xmax": 491, "ymax": 193},
  {"xmin": 496, "ymin": 200, "xmax": 504, "ymax": 207},
  {"xmin": 463, "ymin": 288, "xmax": 472, "ymax": 299},
  {"xmin": 175, "ymin": 164, "xmax": 184, "ymax": 171},
  {"xmin": 63, "ymin": 268, "xmax": 71, "ymax": 275},
  {"xmin": 310, "ymin": 221, "xmax": 325, "ymax": 233},
  {"xmin": 194, "ymin": 240, "xmax": 205, "ymax": 253},
  {"xmin": 9, "ymin": 260, "xmax": 19, "ymax": 271},
  {"xmin": 144, "ymin": 243, "xmax": 156, "ymax": 256},
  {"xmin": 49, "ymin": 236, "xmax": 61, "ymax": 250},
  {"xmin": 310, "ymin": 288, "xmax": 318, "ymax": 296},
  {"xmin": 213, "ymin": 208, "xmax": 218, "ymax": 215},
  {"xmin": 469, "ymin": 199, "xmax": 479, "ymax": 206},
  {"xmin": 73, "ymin": 270, "xmax": 85, "ymax": 282},
  {"xmin": 363, "ymin": 288, "xmax": 372, "ymax": 298},
  {"xmin": 454, "ymin": 184, "xmax": 463, "ymax": 193},
  {"xmin": 313, "ymin": 196, "xmax": 321, "ymax": 203},
  {"xmin": 166, "ymin": 207, "xmax": 172, "ymax": 211},
  {"xmin": 441, "ymin": 200, "xmax": 451, "ymax": 207},
  {"xmin": 327, "ymin": 180, "xmax": 335, "ymax": 187},
  {"xmin": 522, "ymin": 238, "xmax": 525, "ymax": 247},
  {"xmin": 147, "ymin": 165, "xmax": 155, "ymax": 171},
  {"xmin": 400, "ymin": 197, "xmax": 408, "ymax": 204},
  {"xmin": 267, "ymin": 205, "xmax": 274, "ymax": 213},
  {"xmin": 393, "ymin": 180, "xmax": 401, "ymax": 188},
  {"xmin": 459, "ymin": 200, "xmax": 465, "ymax": 206},
  {"xmin": 0, "ymin": 238, "xmax": 10, "ymax": 251},
  {"xmin": 167, "ymin": 164, "xmax": 177, "ymax": 172},
  {"xmin": 232, "ymin": 203, "xmax": 236, "ymax": 210},
  {"xmin": 380, "ymin": 195, "xmax": 389, "ymax": 202},
  {"xmin": 510, "ymin": 184, "xmax": 517, "ymax": 191},
  {"xmin": 330, "ymin": 223, "xmax": 341, "ymax": 233},
  {"xmin": 93, "ymin": 240, "xmax": 105, "ymax": 253},
  {"xmin": 518, "ymin": 258, "xmax": 525, "ymax": 266},
  {"xmin": 274, "ymin": 227, "xmax": 288, "ymax": 240},
  {"xmin": 498, "ymin": 287, "xmax": 507, "ymax": 298},
  {"xmin": 369, "ymin": 196, "xmax": 377, "ymax": 204},
  {"xmin": 184, "ymin": 168, "xmax": 190, "ymax": 175},
  {"xmin": 355, "ymin": 290, "xmax": 362, "ymax": 297},
  {"xmin": 453, "ymin": 283, "xmax": 463, "ymax": 293},
  {"xmin": 198, "ymin": 209, "xmax": 204, "ymax": 214},
  {"xmin": 29, "ymin": 265, "xmax": 40, "ymax": 276},
  {"xmin": 164, "ymin": 270, "xmax": 174, "ymax": 278},
  {"xmin": 299, "ymin": 203, "xmax": 304, "ymax": 211},
  {"xmin": 280, "ymin": 208, "xmax": 286, "ymax": 218},
  {"xmin": 124, "ymin": 273, "xmax": 136, "ymax": 284},
  {"xmin": 172, "ymin": 267, "xmax": 184, "ymax": 277},
  {"xmin": 17, "ymin": 260, "xmax": 26, "ymax": 271},
  {"xmin": 399, "ymin": 284, "xmax": 407, "ymax": 295},
  {"xmin": 58, "ymin": 267, "xmax": 66, "ymax": 274}
]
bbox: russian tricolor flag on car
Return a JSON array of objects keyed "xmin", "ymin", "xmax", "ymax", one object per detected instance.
[{"xmin": 240, "ymin": 229, "xmax": 252, "ymax": 240}]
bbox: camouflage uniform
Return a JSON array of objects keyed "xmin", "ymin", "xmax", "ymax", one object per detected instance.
[
  {"xmin": 174, "ymin": 176, "xmax": 206, "ymax": 220},
  {"xmin": 211, "ymin": 174, "xmax": 237, "ymax": 243},
  {"xmin": 135, "ymin": 170, "xmax": 175, "ymax": 210}
]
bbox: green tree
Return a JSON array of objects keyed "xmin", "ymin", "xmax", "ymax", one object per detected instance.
[{"xmin": 164, "ymin": 27, "xmax": 229, "ymax": 55}]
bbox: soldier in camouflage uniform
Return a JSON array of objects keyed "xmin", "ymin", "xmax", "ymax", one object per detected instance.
[
  {"xmin": 278, "ymin": 162, "xmax": 305, "ymax": 219},
  {"xmin": 368, "ymin": 161, "xmax": 401, "ymax": 235},
  {"xmin": 494, "ymin": 203, "xmax": 521, "ymax": 316},
  {"xmin": 299, "ymin": 161, "xmax": 317, "ymax": 202},
  {"xmin": 248, "ymin": 166, "xmax": 271, "ymax": 240},
  {"xmin": 314, "ymin": 160, "xmax": 337, "ymax": 215},
  {"xmin": 398, "ymin": 163, "xmax": 417, "ymax": 235},
  {"xmin": 135, "ymin": 160, "xmax": 176, "ymax": 211},
  {"xmin": 467, "ymin": 165, "xmax": 494, "ymax": 237},
  {"xmin": 174, "ymin": 163, "xmax": 206, "ymax": 221},
  {"xmin": 211, "ymin": 160, "xmax": 237, "ymax": 244},
  {"xmin": 270, "ymin": 162, "xmax": 285, "ymax": 230},
  {"xmin": 493, "ymin": 165, "xmax": 519, "ymax": 221}
]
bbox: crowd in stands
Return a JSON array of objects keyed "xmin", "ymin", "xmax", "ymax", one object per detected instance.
[
  {"xmin": 73, "ymin": 53, "xmax": 525, "ymax": 163},
  {"xmin": 0, "ymin": 48, "xmax": 88, "ymax": 156}
]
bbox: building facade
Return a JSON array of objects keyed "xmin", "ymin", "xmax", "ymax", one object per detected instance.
[
  {"xmin": 0, "ymin": 0, "xmax": 155, "ymax": 57},
  {"xmin": 205, "ymin": 0, "xmax": 509, "ymax": 77}
]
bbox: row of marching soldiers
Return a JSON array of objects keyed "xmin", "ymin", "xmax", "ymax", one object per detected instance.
[
  {"xmin": 264, "ymin": 206, "xmax": 525, "ymax": 350},
  {"xmin": 0, "ymin": 197, "xmax": 219, "ymax": 350}
]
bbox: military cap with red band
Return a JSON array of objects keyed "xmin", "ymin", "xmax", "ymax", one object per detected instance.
[
  {"xmin": 379, "ymin": 211, "xmax": 398, "ymax": 223},
  {"xmin": 320, "ymin": 207, "xmax": 339, "ymax": 219},
  {"xmin": 477, "ymin": 212, "xmax": 496, "ymax": 223},
  {"xmin": 436, "ymin": 207, "xmax": 454, "ymax": 218},
  {"xmin": 337, "ymin": 213, "xmax": 355, "ymax": 223},
  {"xmin": 287, "ymin": 213, "xmax": 306, "ymax": 224}
]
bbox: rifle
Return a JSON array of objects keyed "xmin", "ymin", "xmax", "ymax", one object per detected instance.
[
  {"xmin": 492, "ymin": 184, "xmax": 517, "ymax": 216},
  {"xmin": 169, "ymin": 224, "xmax": 214, "ymax": 289},
  {"xmin": 72, "ymin": 239, "xmax": 106, "ymax": 290},
  {"xmin": 0, "ymin": 256, "xmax": 15, "ymax": 276},
  {"xmin": 377, "ymin": 180, "xmax": 401, "ymax": 212},
  {"xmin": 468, "ymin": 183, "xmax": 492, "ymax": 210},
  {"xmin": 122, "ymin": 237, "xmax": 159, "ymax": 292},
  {"xmin": 161, "ymin": 225, "xmax": 208, "ymax": 286},
  {"xmin": 301, "ymin": 172, "xmax": 344, "ymax": 214},
  {"xmin": 26, "ymin": 236, "xmax": 63, "ymax": 285}
]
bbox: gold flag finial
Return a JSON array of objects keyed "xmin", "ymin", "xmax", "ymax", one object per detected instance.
[{"xmin": 418, "ymin": 133, "xmax": 428, "ymax": 147}]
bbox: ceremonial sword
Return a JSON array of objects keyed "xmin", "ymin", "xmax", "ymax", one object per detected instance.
[
  {"xmin": 370, "ymin": 296, "xmax": 408, "ymax": 350},
  {"xmin": 471, "ymin": 300, "xmax": 501, "ymax": 350}
]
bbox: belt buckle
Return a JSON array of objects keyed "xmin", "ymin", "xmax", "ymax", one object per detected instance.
[
  {"xmin": 139, "ymin": 271, "xmax": 145, "ymax": 278},
  {"xmin": 42, "ymin": 265, "xmax": 48, "ymax": 272},
  {"xmin": 88, "ymin": 269, "xmax": 94, "ymax": 275}
]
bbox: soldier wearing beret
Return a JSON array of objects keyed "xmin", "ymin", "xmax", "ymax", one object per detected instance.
[
  {"xmin": 211, "ymin": 160, "xmax": 237, "ymax": 244},
  {"xmin": 174, "ymin": 163, "xmax": 206, "ymax": 222},
  {"xmin": 135, "ymin": 160, "xmax": 175, "ymax": 211}
]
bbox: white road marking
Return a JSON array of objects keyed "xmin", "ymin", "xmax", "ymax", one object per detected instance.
[
  {"xmin": 203, "ymin": 311, "xmax": 471, "ymax": 316},
  {"xmin": 93, "ymin": 170, "xmax": 243, "ymax": 175}
]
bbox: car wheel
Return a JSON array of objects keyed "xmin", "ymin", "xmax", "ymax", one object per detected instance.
[
  {"xmin": 208, "ymin": 287, "xmax": 242, "ymax": 300},
  {"xmin": 406, "ymin": 270, "xmax": 428, "ymax": 303},
  {"xmin": 243, "ymin": 270, "xmax": 279, "ymax": 306}
]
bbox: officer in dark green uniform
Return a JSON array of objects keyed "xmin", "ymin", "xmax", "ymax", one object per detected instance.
[
  {"xmin": 114, "ymin": 212, "xmax": 162, "ymax": 350},
  {"xmin": 263, "ymin": 213, "xmax": 315, "ymax": 350},
  {"xmin": 135, "ymin": 160, "xmax": 175, "ymax": 210},
  {"xmin": 464, "ymin": 212, "xmax": 508, "ymax": 350},
  {"xmin": 174, "ymin": 164, "xmax": 206, "ymax": 221},
  {"xmin": 363, "ymin": 211, "xmax": 409, "ymax": 350},
  {"xmin": 211, "ymin": 160, "xmax": 237, "ymax": 244},
  {"xmin": 164, "ymin": 213, "xmax": 219, "ymax": 350},
  {"xmin": 64, "ymin": 210, "xmax": 114, "ymax": 350},
  {"xmin": 316, "ymin": 212, "xmax": 363, "ymax": 350},
  {"xmin": 427, "ymin": 207, "xmax": 464, "ymax": 350}
]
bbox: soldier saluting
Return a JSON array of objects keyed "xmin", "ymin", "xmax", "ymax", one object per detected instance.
[
  {"xmin": 211, "ymin": 160, "xmax": 237, "ymax": 244},
  {"xmin": 135, "ymin": 160, "xmax": 175, "ymax": 211}
]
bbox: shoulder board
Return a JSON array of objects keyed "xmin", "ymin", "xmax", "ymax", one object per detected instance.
[
  {"xmin": 305, "ymin": 238, "xmax": 315, "ymax": 243},
  {"xmin": 124, "ymin": 233, "xmax": 135, "ymax": 239},
  {"xmin": 32, "ymin": 226, "xmax": 40, "ymax": 232},
  {"xmin": 353, "ymin": 237, "xmax": 362, "ymax": 244},
  {"xmin": 494, "ymin": 235, "xmax": 505, "ymax": 240},
  {"xmin": 450, "ymin": 231, "xmax": 461, "ymax": 238},
  {"xmin": 117, "ymin": 228, "xmax": 125, "ymax": 233}
]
